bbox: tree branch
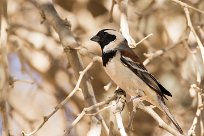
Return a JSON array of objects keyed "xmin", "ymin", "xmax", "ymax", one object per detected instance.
[
  {"xmin": 112, "ymin": 89, "xmax": 127, "ymax": 136},
  {"xmin": 169, "ymin": 0, "xmax": 204, "ymax": 14},
  {"xmin": 64, "ymin": 94, "xmax": 116, "ymax": 135},
  {"xmin": 134, "ymin": 99, "xmax": 184, "ymax": 136},
  {"xmin": 28, "ymin": 0, "xmax": 105, "ymax": 135},
  {"xmin": 183, "ymin": 7, "xmax": 204, "ymax": 69},
  {"xmin": 22, "ymin": 56, "xmax": 101, "ymax": 136},
  {"xmin": 116, "ymin": 0, "xmax": 136, "ymax": 47},
  {"xmin": 0, "ymin": 0, "xmax": 10, "ymax": 135},
  {"xmin": 187, "ymin": 84, "xmax": 203, "ymax": 136}
]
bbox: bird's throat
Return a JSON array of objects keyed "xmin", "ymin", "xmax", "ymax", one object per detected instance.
[{"xmin": 102, "ymin": 50, "xmax": 117, "ymax": 66}]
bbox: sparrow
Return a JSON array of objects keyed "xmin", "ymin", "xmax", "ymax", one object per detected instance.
[{"xmin": 90, "ymin": 29, "xmax": 183, "ymax": 134}]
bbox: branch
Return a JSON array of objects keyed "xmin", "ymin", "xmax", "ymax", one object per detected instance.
[
  {"xmin": 22, "ymin": 56, "xmax": 101, "ymax": 136},
  {"xmin": 116, "ymin": 0, "xmax": 136, "ymax": 47},
  {"xmin": 133, "ymin": 99, "xmax": 183, "ymax": 136},
  {"xmin": 0, "ymin": 0, "xmax": 10, "ymax": 135},
  {"xmin": 169, "ymin": 0, "xmax": 204, "ymax": 14},
  {"xmin": 29, "ymin": 0, "xmax": 105, "ymax": 135},
  {"xmin": 143, "ymin": 39, "xmax": 184, "ymax": 66},
  {"xmin": 112, "ymin": 89, "xmax": 127, "ymax": 136},
  {"xmin": 64, "ymin": 93, "xmax": 117, "ymax": 135},
  {"xmin": 133, "ymin": 33, "xmax": 153, "ymax": 48},
  {"xmin": 184, "ymin": 7, "xmax": 204, "ymax": 69},
  {"xmin": 187, "ymin": 84, "xmax": 203, "ymax": 136},
  {"xmin": 29, "ymin": 0, "xmax": 99, "ymax": 107},
  {"xmin": 126, "ymin": 103, "xmax": 137, "ymax": 133}
]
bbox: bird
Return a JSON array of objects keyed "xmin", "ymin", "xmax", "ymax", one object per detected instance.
[{"xmin": 90, "ymin": 29, "xmax": 183, "ymax": 134}]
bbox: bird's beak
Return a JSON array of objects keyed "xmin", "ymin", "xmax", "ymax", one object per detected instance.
[{"xmin": 90, "ymin": 35, "xmax": 100, "ymax": 42}]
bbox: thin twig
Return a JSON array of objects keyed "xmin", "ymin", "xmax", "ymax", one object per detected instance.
[
  {"xmin": 187, "ymin": 86, "xmax": 203, "ymax": 136},
  {"xmin": 65, "ymin": 95, "xmax": 117, "ymax": 135},
  {"xmin": 143, "ymin": 40, "xmax": 184, "ymax": 66},
  {"xmin": 184, "ymin": 7, "xmax": 204, "ymax": 69},
  {"xmin": 29, "ymin": 1, "xmax": 105, "ymax": 135},
  {"xmin": 22, "ymin": 57, "xmax": 101, "ymax": 136},
  {"xmin": 132, "ymin": 33, "xmax": 153, "ymax": 48},
  {"xmin": 169, "ymin": 0, "xmax": 204, "ymax": 14},
  {"xmin": 134, "ymin": 99, "xmax": 183, "ymax": 136},
  {"xmin": 186, "ymin": 37, "xmax": 203, "ymax": 135},
  {"xmin": 86, "ymin": 104, "xmax": 114, "ymax": 116}
]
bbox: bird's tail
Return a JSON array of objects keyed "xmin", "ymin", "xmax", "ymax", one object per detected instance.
[{"xmin": 157, "ymin": 96, "xmax": 183, "ymax": 134}]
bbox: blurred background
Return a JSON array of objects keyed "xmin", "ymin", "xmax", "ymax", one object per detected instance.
[{"xmin": 0, "ymin": 0, "xmax": 204, "ymax": 135}]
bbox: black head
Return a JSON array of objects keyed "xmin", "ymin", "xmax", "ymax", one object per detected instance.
[{"xmin": 90, "ymin": 29, "xmax": 117, "ymax": 49}]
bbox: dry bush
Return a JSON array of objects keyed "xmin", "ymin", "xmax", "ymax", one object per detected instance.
[{"xmin": 0, "ymin": 0, "xmax": 204, "ymax": 136}]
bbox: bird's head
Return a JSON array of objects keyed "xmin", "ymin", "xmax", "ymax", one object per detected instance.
[{"xmin": 90, "ymin": 29, "xmax": 125, "ymax": 51}]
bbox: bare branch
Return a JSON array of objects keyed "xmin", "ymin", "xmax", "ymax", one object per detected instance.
[
  {"xmin": 134, "ymin": 99, "xmax": 184, "ymax": 136},
  {"xmin": 22, "ymin": 56, "xmax": 101, "ymax": 136},
  {"xmin": 0, "ymin": 0, "xmax": 10, "ymax": 135},
  {"xmin": 126, "ymin": 104, "xmax": 137, "ymax": 133},
  {"xmin": 143, "ymin": 40, "xmax": 184, "ymax": 66},
  {"xmin": 28, "ymin": 0, "xmax": 105, "ymax": 135},
  {"xmin": 132, "ymin": 33, "xmax": 153, "ymax": 48},
  {"xmin": 65, "ymin": 94, "xmax": 117, "ymax": 135},
  {"xmin": 187, "ymin": 85, "xmax": 203, "ymax": 136},
  {"xmin": 116, "ymin": 0, "xmax": 136, "ymax": 47},
  {"xmin": 113, "ymin": 89, "xmax": 127, "ymax": 136},
  {"xmin": 184, "ymin": 7, "xmax": 204, "ymax": 69},
  {"xmin": 169, "ymin": 0, "xmax": 204, "ymax": 14}
]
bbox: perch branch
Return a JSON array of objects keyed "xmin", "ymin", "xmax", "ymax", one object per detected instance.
[
  {"xmin": 126, "ymin": 103, "xmax": 137, "ymax": 132},
  {"xmin": 113, "ymin": 89, "xmax": 127, "ymax": 136},
  {"xmin": 64, "ymin": 94, "xmax": 116, "ymax": 135}
]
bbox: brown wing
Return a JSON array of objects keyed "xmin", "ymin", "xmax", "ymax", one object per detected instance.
[{"xmin": 119, "ymin": 47, "xmax": 172, "ymax": 99}]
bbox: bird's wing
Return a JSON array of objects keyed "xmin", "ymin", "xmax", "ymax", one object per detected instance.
[{"xmin": 120, "ymin": 48, "xmax": 172, "ymax": 99}]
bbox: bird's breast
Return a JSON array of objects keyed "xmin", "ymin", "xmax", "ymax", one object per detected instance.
[
  {"xmin": 104, "ymin": 53, "xmax": 147, "ymax": 96},
  {"xmin": 104, "ymin": 53, "xmax": 161, "ymax": 109}
]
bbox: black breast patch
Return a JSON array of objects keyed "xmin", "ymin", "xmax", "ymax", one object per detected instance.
[{"xmin": 102, "ymin": 50, "xmax": 117, "ymax": 66}]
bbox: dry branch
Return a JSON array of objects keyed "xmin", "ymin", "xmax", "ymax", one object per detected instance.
[
  {"xmin": 169, "ymin": 0, "xmax": 204, "ymax": 14},
  {"xmin": 0, "ymin": 0, "xmax": 10, "ymax": 135},
  {"xmin": 183, "ymin": 7, "xmax": 204, "ymax": 68},
  {"xmin": 143, "ymin": 39, "xmax": 184, "ymax": 66},
  {"xmin": 134, "ymin": 99, "xmax": 184, "ymax": 136},
  {"xmin": 28, "ymin": 0, "xmax": 105, "ymax": 135},
  {"xmin": 187, "ymin": 84, "xmax": 203, "ymax": 136},
  {"xmin": 112, "ymin": 89, "xmax": 127, "ymax": 136},
  {"xmin": 116, "ymin": 0, "xmax": 136, "ymax": 47},
  {"xmin": 22, "ymin": 57, "xmax": 101, "ymax": 136},
  {"xmin": 65, "ymin": 94, "xmax": 116, "ymax": 135}
]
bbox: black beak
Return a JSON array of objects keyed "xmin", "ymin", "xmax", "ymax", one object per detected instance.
[{"xmin": 90, "ymin": 35, "xmax": 100, "ymax": 42}]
